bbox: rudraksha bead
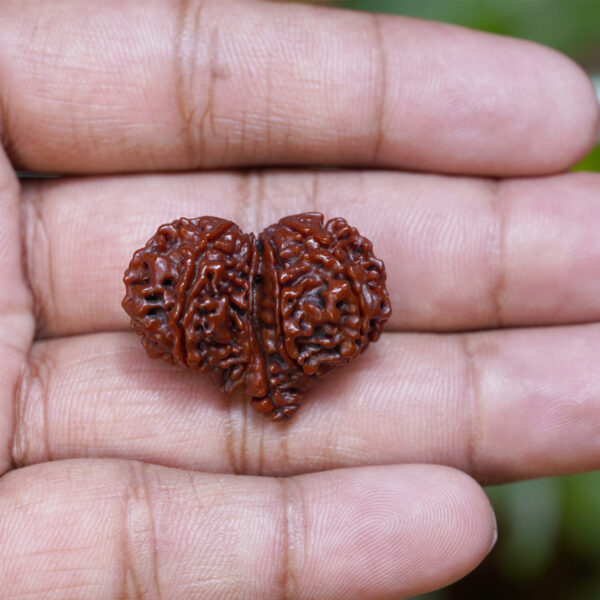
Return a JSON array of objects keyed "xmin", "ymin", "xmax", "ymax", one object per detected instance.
[{"xmin": 122, "ymin": 213, "xmax": 391, "ymax": 421}]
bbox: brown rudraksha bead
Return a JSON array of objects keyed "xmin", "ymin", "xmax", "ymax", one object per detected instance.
[{"xmin": 122, "ymin": 213, "xmax": 391, "ymax": 421}]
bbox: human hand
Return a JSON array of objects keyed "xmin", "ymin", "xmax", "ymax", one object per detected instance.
[{"xmin": 0, "ymin": 1, "xmax": 598, "ymax": 598}]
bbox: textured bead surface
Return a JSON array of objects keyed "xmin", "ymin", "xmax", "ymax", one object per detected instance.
[{"xmin": 122, "ymin": 213, "xmax": 391, "ymax": 421}]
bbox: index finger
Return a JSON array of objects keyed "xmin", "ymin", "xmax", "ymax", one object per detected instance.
[{"xmin": 0, "ymin": 0, "xmax": 597, "ymax": 174}]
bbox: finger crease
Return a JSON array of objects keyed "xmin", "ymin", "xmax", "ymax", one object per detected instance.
[
  {"xmin": 277, "ymin": 478, "xmax": 305, "ymax": 600},
  {"xmin": 487, "ymin": 180, "xmax": 508, "ymax": 327},
  {"xmin": 235, "ymin": 172, "xmax": 252, "ymax": 235},
  {"xmin": 370, "ymin": 14, "xmax": 387, "ymax": 164},
  {"xmin": 460, "ymin": 334, "xmax": 483, "ymax": 481},
  {"xmin": 175, "ymin": 0, "xmax": 205, "ymax": 168},
  {"xmin": 310, "ymin": 173, "xmax": 320, "ymax": 213},
  {"xmin": 255, "ymin": 169, "xmax": 265, "ymax": 232},
  {"xmin": 223, "ymin": 392, "xmax": 239, "ymax": 474},
  {"xmin": 224, "ymin": 388, "xmax": 249, "ymax": 475},
  {"xmin": 23, "ymin": 184, "xmax": 55, "ymax": 338},
  {"xmin": 121, "ymin": 462, "xmax": 164, "ymax": 600},
  {"xmin": 8, "ymin": 362, "xmax": 25, "ymax": 473},
  {"xmin": 238, "ymin": 168, "xmax": 265, "ymax": 233},
  {"xmin": 256, "ymin": 420, "xmax": 266, "ymax": 476},
  {"xmin": 4, "ymin": 174, "xmax": 36, "ymax": 475},
  {"xmin": 276, "ymin": 423, "xmax": 294, "ymax": 477},
  {"xmin": 175, "ymin": 0, "xmax": 225, "ymax": 169},
  {"xmin": 10, "ymin": 345, "xmax": 54, "ymax": 469}
]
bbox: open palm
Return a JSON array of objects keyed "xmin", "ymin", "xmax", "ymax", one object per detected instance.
[{"xmin": 0, "ymin": 1, "xmax": 599, "ymax": 598}]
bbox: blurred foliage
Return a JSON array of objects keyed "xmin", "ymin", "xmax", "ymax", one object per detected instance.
[
  {"xmin": 572, "ymin": 143, "xmax": 600, "ymax": 171},
  {"xmin": 325, "ymin": 1, "xmax": 600, "ymax": 598}
]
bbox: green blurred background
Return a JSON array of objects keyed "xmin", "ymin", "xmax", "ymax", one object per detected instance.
[{"xmin": 325, "ymin": 1, "xmax": 600, "ymax": 598}]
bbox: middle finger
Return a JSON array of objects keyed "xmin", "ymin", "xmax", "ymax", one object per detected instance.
[{"xmin": 23, "ymin": 170, "xmax": 600, "ymax": 337}]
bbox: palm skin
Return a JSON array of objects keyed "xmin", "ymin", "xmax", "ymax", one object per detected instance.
[{"xmin": 0, "ymin": 1, "xmax": 599, "ymax": 598}]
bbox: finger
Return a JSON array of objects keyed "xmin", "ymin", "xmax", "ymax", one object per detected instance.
[
  {"xmin": 0, "ymin": 137, "xmax": 34, "ymax": 476},
  {"xmin": 10, "ymin": 325, "xmax": 600, "ymax": 484},
  {"xmin": 0, "ymin": 0, "xmax": 597, "ymax": 174},
  {"xmin": 22, "ymin": 170, "xmax": 600, "ymax": 338},
  {"xmin": 0, "ymin": 460, "xmax": 495, "ymax": 600}
]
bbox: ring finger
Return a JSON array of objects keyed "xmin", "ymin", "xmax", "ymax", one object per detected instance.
[{"xmin": 10, "ymin": 323, "xmax": 600, "ymax": 484}]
